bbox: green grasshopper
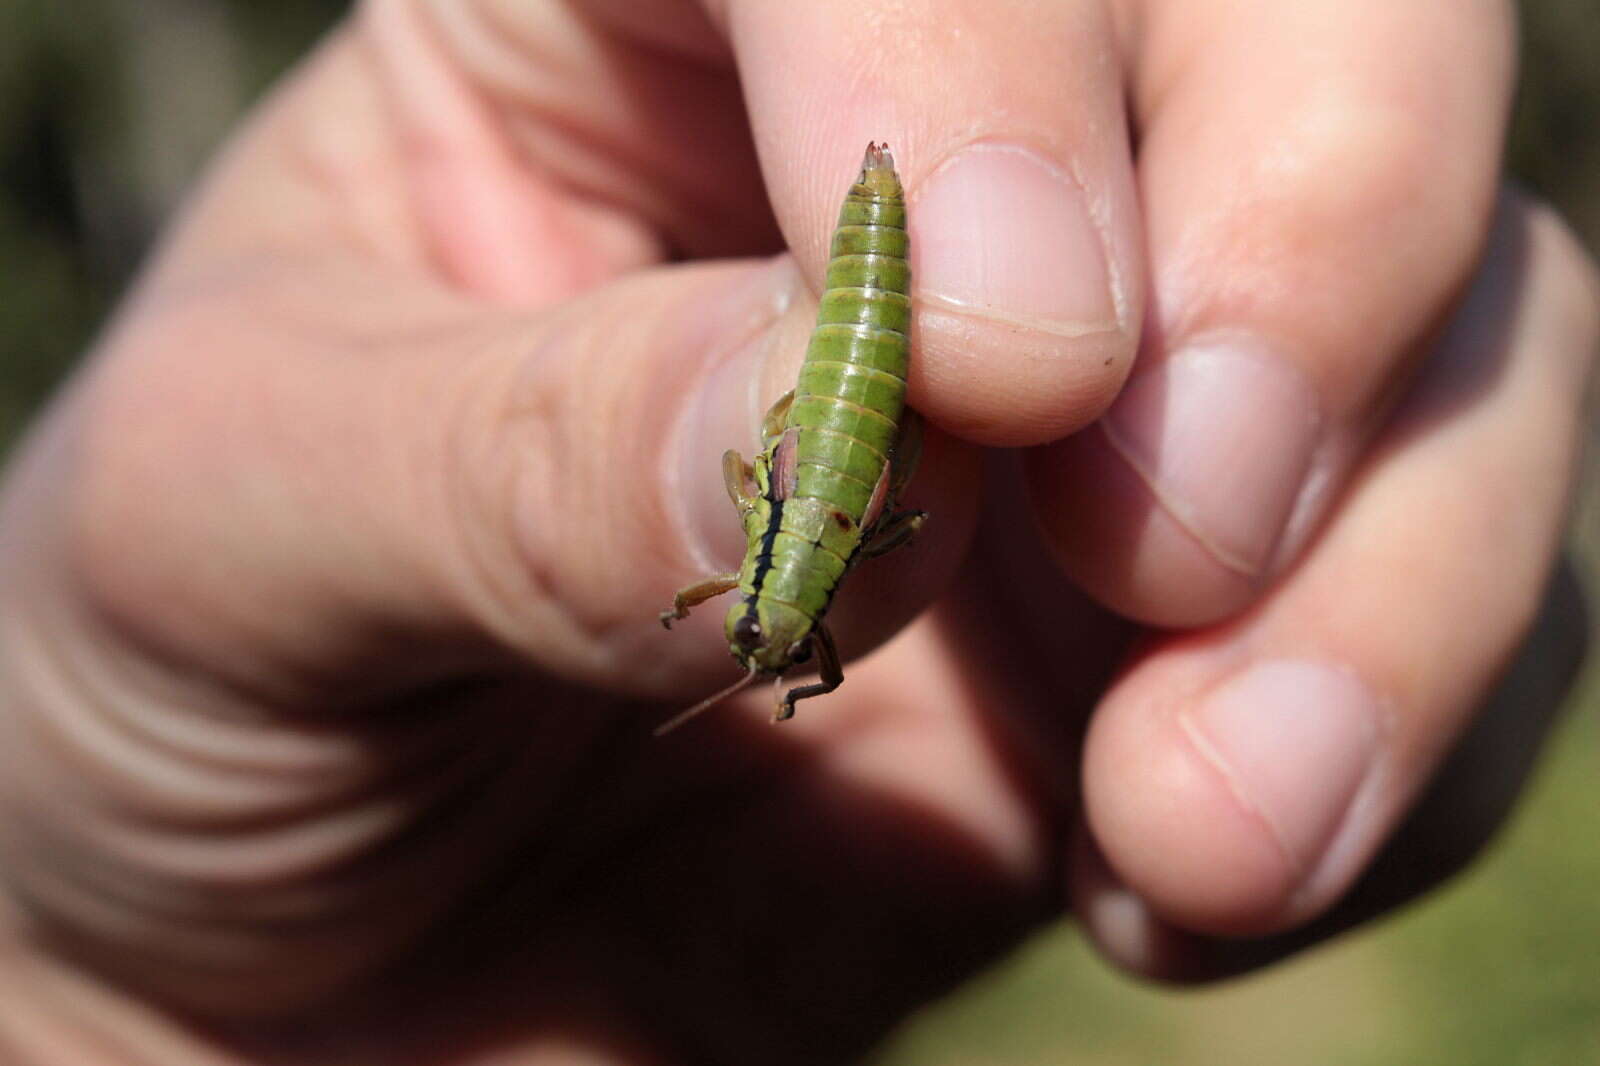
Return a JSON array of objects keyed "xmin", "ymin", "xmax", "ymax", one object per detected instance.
[{"xmin": 658, "ymin": 143, "xmax": 925, "ymax": 734}]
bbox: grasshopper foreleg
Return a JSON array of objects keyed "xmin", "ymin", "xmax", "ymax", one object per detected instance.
[
  {"xmin": 722, "ymin": 449, "xmax": 757, "ymax": 514},
  {"xmin": 660, "ymin": 574, "xmax": 740, "ymax": 628},
  {"xmin": 760, "ymin": 389, "xmax": 796, "ymax": 446}
]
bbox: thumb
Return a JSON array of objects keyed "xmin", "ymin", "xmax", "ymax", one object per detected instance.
[{"xmin": 66, "ymin": 251, "xmax": 973, "ymax": 706}]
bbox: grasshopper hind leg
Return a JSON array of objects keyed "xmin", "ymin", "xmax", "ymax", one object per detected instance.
[
  {"xmin": 886, "ymin": 408, "xmax": 924, "ymax": 502},
  {"xmin": 774, "ymin": 624, "xmax": 842, "ymax": 720},
  {"xmin": 859, "ymin": 509, "xmax": 926, "ymax": 560},
  {"xmin": 858, "ymin": 411, "xmax": 927, "ymax": 560}
]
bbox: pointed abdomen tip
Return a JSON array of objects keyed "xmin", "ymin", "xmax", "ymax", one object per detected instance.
[{"xmin": 861, "ymin": 141, "xmax": 896, "ymax": 172}]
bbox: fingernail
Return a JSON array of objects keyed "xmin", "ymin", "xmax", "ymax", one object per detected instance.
[
  {"xmin": 1081, "ymin": 878, "xmax": 1161, "ymax": 968},
  {"xmin": 1102, "ymin": 340, "xmax": 1322, "ymax": 576},
  {"xmin": 1182, "ymin": 661, "xmax": 1381, "ymax": 878},
  {"xmin": 913, "ymin": 143, "xmax": 1117, "ymax": 334}
]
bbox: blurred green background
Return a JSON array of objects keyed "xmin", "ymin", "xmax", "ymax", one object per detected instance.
[{"xmin": 1, "ymin": 2, "xmax": 1595, "ymax": 1063}]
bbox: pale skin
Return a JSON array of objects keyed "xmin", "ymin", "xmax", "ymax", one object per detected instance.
[{"xmin": 0, "ymin": 0, "xmax": 1597, "ymax": 1063}]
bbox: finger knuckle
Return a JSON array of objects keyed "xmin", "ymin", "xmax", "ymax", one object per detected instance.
[
  {"xmin": 437, "ymin": 334, "xmax": 579, "ymax": 655},
  {"xmin": 1284, "ymin": 99, "xmax": 1473, "ymax": 252},
  {"xmin": 66, "ymin": 305, "xmax": 226, "ymax": 626},
  {"xmin": 451, "ymin": 314, "xmax": 644, "ymax": 667}
]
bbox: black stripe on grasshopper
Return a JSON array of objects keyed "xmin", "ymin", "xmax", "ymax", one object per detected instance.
[{"xmin": 657, "ymin": 143, "xmax": 926, "ymax": 734}]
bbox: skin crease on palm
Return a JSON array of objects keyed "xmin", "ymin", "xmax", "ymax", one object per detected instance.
[{"xmin": 0, "ymin": 0, "xmax": 1596, "ymax": 1062}]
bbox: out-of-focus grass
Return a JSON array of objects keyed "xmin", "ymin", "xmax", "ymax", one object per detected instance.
[
  {"xmin": 0, "ymin": 0, "xmax": 345, "ymax": 450},
  {"xmin": 2, "ymin": 3, "xmax": 1597, "ymax": 1063}
]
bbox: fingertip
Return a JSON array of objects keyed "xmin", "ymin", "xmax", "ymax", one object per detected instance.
[
  {"xmin": 729, "ymin": 1, "xmax": 1146, "ymax": 447},
  {"xmin": 915, "ymin": 303, "xmax": 1136, "ymax": 446},
  {"xmin": 907, "ymin": 140, "xmax": 1141, "ymax": 446},
  {"xmin": 1069, "ymin": 821, "xmax": 1199, "ymax": 981},
  {"xmin": 1071, "ymin": 826, "xmax": 1313, "ymax": 985},
  {"xmin": 1083, "ymin": 659, "xmax": 1302, "ymax": 936},
  {"xmin": 1029, "ymin": 426, "xmax": 1256, "ymax": 627}
]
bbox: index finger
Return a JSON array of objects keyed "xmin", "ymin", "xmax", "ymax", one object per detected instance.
[{"xmin": 718, "ymin": 0, "xmax": 1145, "ymax": 444}]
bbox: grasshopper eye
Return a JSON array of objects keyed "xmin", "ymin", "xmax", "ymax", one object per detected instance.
[{"xmin": 733, "ymin": 615, "xmax": 763, "ymax": 650}]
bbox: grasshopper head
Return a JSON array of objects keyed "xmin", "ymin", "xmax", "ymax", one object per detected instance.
[{"xmin": 724, "ymin": 598, "xmax": 814, "ymax": 674}]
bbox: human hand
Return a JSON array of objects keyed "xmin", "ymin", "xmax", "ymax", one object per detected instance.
[{"xmin": 0, "ymin": 1, "xmax": 1595, "ymax": 1063}]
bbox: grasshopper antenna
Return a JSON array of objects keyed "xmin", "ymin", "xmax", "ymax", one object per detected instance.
[{"xmin": 654, "ymin": 664, "xmax": 761, "ymax": 737}]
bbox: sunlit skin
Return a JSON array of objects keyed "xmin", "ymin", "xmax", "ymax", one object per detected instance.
[{"xmin": 0, "ymin": 1, "xmax": 1594, "ymax": 1064}]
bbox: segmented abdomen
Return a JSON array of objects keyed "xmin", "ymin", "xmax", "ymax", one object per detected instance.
[
  {"xmin": 744, "ymin": 145, "xmax": 909, "ymax": 623},
  {"xmin": 790, "ymin": 153, "xmax": 909, "ymax": 521}
]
